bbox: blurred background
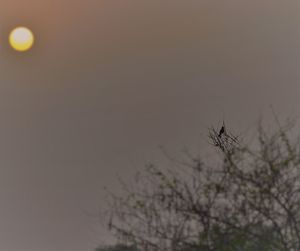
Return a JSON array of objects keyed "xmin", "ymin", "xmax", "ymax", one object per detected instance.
[{"xmin": 0, "ymin": 1, "xmax": 299, "ymax": 250}]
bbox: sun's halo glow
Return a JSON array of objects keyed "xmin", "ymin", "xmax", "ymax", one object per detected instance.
[{"xmin": 9, "ymin": 27, "xmax": 34, "ymax": 52}]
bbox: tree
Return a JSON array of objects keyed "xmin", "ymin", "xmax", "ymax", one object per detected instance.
[
  {"xmin": 105, "ymin": 119, "xmax": 300, "ymax": 251},
  {"xmin": 95, "ymin": 244, "xmax": 138, "ymax": 251}
]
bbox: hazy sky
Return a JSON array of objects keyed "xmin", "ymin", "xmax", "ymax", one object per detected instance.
[{"xmin": 0, "ymin": 1, "xmax": 299, "ymax": 250}]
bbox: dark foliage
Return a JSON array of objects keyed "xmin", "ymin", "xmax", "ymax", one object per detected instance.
[{"xmin": 96, "ymin": 244, "xmax": 138, "ymax": 251}]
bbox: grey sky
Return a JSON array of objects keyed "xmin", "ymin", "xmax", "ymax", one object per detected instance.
[{"xmin": 0, "ymin": 1, "xmax": 299, "ymax": 250}]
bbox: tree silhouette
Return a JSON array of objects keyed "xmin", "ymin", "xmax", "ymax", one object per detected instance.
[{"xmin": 105, "ymin": 119, "xmax": 300, "ymax": 251}]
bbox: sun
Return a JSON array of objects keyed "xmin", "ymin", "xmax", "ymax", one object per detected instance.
[{"xmin": 9, "ymin": 27, "xmax": 34, "ymax": 52}]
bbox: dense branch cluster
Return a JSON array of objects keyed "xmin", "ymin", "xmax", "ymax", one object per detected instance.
[{"xmin": 105, "ymin": 120, "xmax": 300, "ymax": 251}]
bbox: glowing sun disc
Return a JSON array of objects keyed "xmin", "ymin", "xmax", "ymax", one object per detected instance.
[{"xmin": 9, "ymin": 27, "xmax": 34, "ymax": 52}]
